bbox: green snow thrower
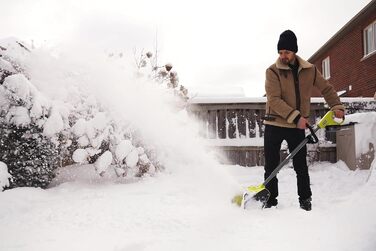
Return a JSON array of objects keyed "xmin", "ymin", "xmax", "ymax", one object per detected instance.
[{"xmin": 232, "ymin": 110, "xmax": 344, "ymax": 209}]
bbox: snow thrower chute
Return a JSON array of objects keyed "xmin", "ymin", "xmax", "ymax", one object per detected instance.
[{"xmin": 232, "ymin": 111, "xmax": 344, "ymax": 209}]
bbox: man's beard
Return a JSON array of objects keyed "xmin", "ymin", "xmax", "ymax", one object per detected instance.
[{"xmin": 280, "ymin": 58, "xmax": 290, "ymax": 65}]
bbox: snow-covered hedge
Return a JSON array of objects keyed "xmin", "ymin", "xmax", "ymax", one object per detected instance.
[
  {"xmin": 0, "ymin": 123, "xmax": 59, "ymax": 188},
  {"xmin": 0, "ymin": 38, "xmax": 174, "ymax": 189}
]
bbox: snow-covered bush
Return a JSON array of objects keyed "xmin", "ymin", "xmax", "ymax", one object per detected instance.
[
  {"xmin": 0, "ymin": 122, "xmax": 59, "ymax": 189},
  {"xmin": 65, "ymin": 98, "xmax": 160, "ymax": 177},
  {"xmin": 0, "ymin": 41, "xmax": 59, "ymax": 188},
  {"xmin": 0, "ymin": 38, "xmax": 166, "ymax": 188}
]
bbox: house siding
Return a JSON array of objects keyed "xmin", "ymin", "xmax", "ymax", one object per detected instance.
[{"xmin": 310, "ymin": 3, "xmax": 376, "ymax": 97}]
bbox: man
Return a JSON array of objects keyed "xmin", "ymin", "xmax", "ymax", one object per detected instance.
[{"xmin": 263, "ymin": 30, "xmax": 345, "ymax": 211}]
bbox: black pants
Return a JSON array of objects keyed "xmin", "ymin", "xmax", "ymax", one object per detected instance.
[{"xmin": 264, "ymin": 125, "xmax": 312, "ymax": 202}]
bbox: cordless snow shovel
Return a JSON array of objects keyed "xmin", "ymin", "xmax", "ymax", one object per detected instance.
[{"xmin": 232, "ymin": 110, "xmax": 344, "ymax": 209}]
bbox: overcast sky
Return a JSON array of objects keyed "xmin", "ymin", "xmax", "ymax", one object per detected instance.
[{"xmin": 1, "ymin": 0, "xmax": 372, "ymax": 96}]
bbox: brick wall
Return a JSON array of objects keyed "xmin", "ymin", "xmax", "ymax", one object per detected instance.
[{"xmin": 311, "ymin": 10, "xmax": 376, "ymax": 97}]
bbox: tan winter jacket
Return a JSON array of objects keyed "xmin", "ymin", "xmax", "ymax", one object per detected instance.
[{"xmin": 264, "ymin": 55, "xmax": 345, "ymax": 128}]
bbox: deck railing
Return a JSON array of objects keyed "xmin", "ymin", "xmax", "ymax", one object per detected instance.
[{"xmin": 187, "ymin": 97, "xmax": 375, "ymax": 167}]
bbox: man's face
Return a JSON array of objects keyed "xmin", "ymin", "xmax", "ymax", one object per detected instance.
[{"xmin": 278, "ymin": 50, "xmax": 296, "ymax": 65}]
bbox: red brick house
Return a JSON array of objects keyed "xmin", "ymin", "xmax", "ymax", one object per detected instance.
[{"xmin": 309, "ymin": 0, "xmax": 376, "ymax": 97}]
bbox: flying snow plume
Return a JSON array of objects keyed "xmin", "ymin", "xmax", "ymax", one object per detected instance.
[{"xmin": 24, "ymin": 42, "xmax": 239, "ymax": 202}]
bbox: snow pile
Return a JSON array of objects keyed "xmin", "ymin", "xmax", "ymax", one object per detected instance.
[
  {"xmin": 345, "ymin": 112, "xmax": 376, "ymax": 157},
  {"xmin": 366, "ymin": 158, "xmax": 376, "ymax": 183},
  {"xmin": 94, "ymin": 150, "xmax": 113, "ymax": 174},
  {"xmin": 72, "ymin": 148, "xmax": 89, "ymax": 164},
  {"xmin": 0, "ymin": 161, "xmax": 11, "ymax": 191},
  {"xmin": 114, "ymin": 140, "xmax": 133, "ymax": 162},
  {"xmin": 1, "ymin": 73, "xmax": 48, "ymax": 127}
]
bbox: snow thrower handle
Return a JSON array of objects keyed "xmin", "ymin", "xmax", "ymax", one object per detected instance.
[
  {"xmin": 317, "ymin": 111, "xmax": 344, "ymax": 129},
  {"xmin": 306, "ymin": 110, "xmax": 345, "ymax": 144},
  {"xmin": 306, "ymin": 124, "xmax": 319, "ymax": 144}
]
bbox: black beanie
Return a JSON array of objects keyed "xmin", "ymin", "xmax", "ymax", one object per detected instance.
[{"xmin": 277, "ymin": 30, "xmax": 298, "ymax": 53}]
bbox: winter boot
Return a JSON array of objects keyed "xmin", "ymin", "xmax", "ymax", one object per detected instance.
[
  {"xmin": 263, "ymin": 198, "xmax": 278, "ymax": 209},
  {"xmin": 299, "ymin": 197, "xmax": 312, "ymax": 211}
]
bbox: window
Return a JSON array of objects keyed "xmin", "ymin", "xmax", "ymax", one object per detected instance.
[
  {"xmin": 363, "ymin": 21, "xmax": 376, "ymax": 56},
  {"xmin": 322, "ymin": 56, "xmax": 330, "ymax": 79}
]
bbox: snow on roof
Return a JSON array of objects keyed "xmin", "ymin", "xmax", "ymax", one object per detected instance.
[
  {"xmin": 189, "ymin": 96, "xmax": 375, "ymax": 104},
  {"xmin": 295, "ymin": 97, "xmax": 375, "ymax": 103},
  {"xmin": 339, "ymin": 97, "xmax": 375, "ymax": 102},
  {"xmin": 189, "ymin": 96, "xmax": 266, "ymax": 104}
]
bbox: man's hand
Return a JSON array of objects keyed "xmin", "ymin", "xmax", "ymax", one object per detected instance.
[
  {"xmin": 333, "ymin": 109, "xmax": 345, "ymax": 119},
  {"xmin": 297, "ymin": 117, "xmax": 309, "ymax": 129}
]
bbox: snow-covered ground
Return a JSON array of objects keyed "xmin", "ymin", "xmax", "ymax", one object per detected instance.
[
  {"xmin": 1, "ymin": 39, "xmax": 376, "ymax": 251},
  {"xmin": 1, "ymin": 160, "xmax": 376, "ymax": 251}
]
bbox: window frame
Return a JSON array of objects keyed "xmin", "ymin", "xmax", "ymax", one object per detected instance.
[
  {"xmin": 322, "ymin": 56, "xmax": 330, "ymax": 80},
  {"xmin": 363, "ymin": 20, "xmax": 376, "ymax": 57}
]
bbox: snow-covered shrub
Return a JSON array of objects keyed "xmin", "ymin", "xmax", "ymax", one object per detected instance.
[
  {"xmin": 0, "ymin": 122, "xmax": 59, "ymax": 189},
  {"xmin": 0, "ymin": 38, "xmax": 162, "ymax": 185},
  {"xmin": 0, "ymin": 41, "xmax": 59, "ymax": 188},
  {"xmin": 65, "ymin": 96, "xmax": 159, "ymax": 177}
]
